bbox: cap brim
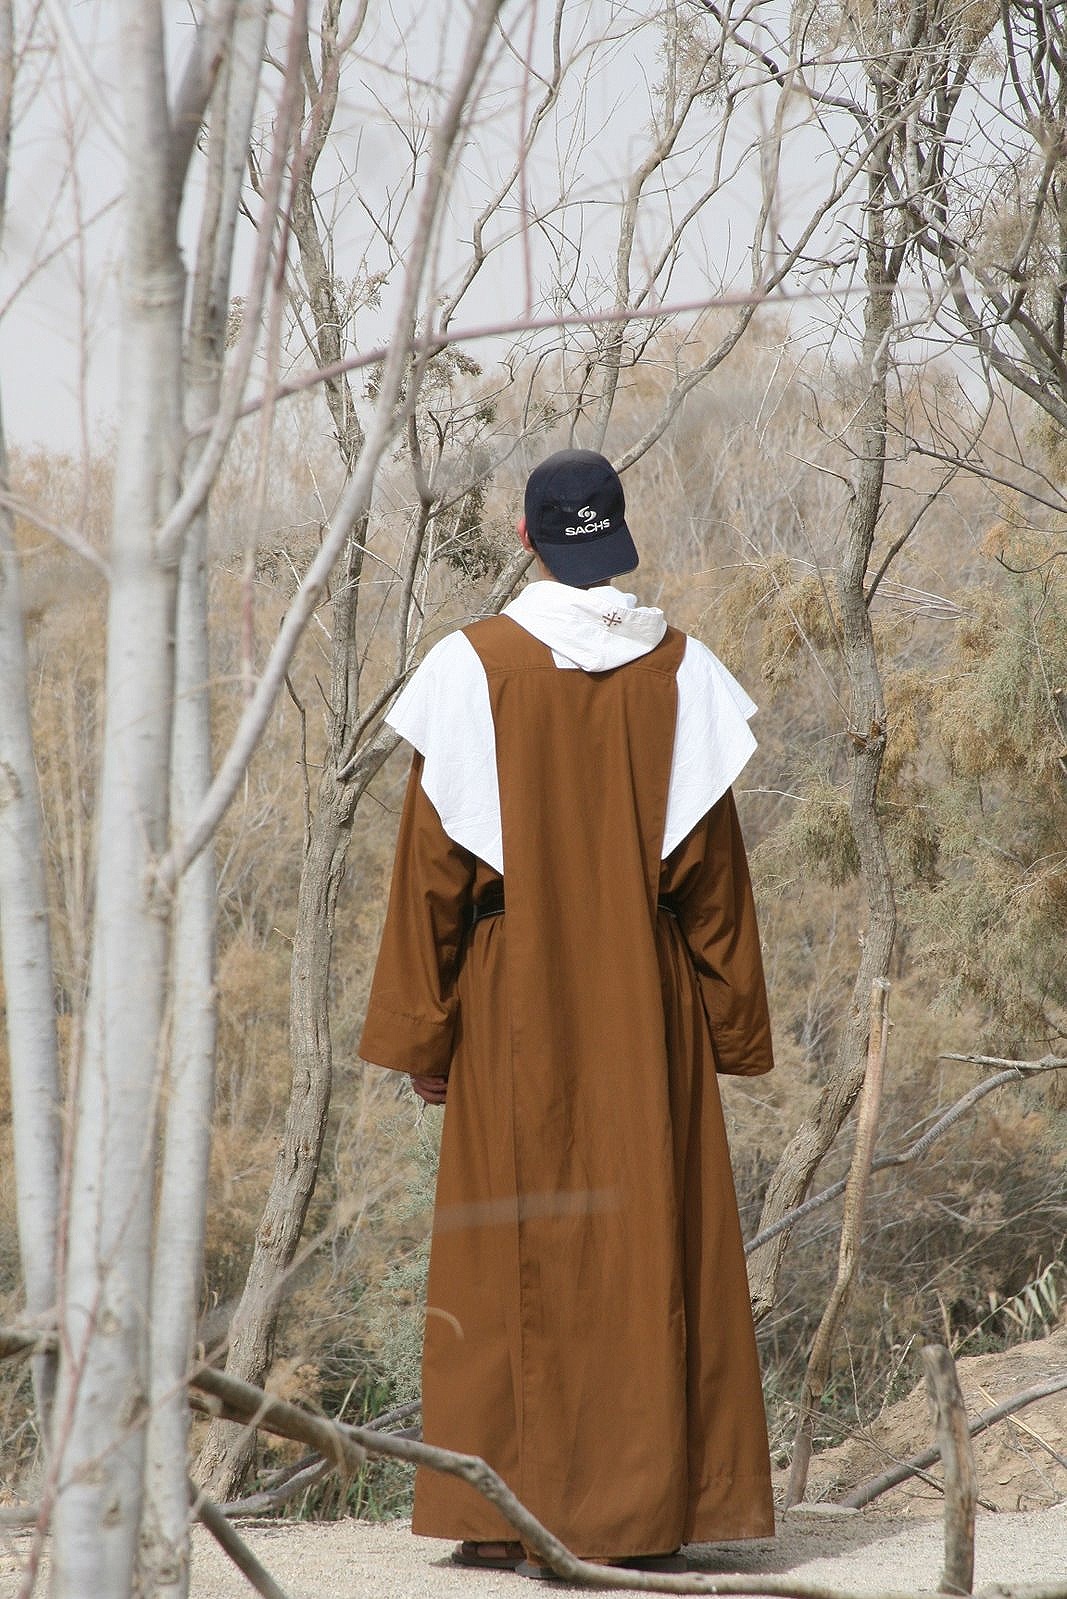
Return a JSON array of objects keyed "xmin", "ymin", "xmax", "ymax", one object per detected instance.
[{"xmin": 536, "ymin": 521, "xmax": 639, "ymax": 586}]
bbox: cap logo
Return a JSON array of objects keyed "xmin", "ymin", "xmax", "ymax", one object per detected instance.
[
  {"xmin": 602, "ymin": 609, "xmax": 623, "ymax": 629},
  {"xmin": 564, "ymin": 515, "xmax": 611, "ymax": 537}
]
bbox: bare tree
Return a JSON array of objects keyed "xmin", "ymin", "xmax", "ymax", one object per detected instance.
[
  {"xmin": 194, "ymin": 0, "xmax": 375, "ymax": 1499},
  {"xmin": 910, "ymin": 0, "xmax": 1067, "ymax": 430},
  {"xmin": 733, "ymin": 0, "xmax": 978, "ymax": 1322}
]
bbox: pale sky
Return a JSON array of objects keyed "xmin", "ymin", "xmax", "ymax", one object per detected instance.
[{"xmin": 0, "ymin": 1, "xmax": 958, "ymax": 459}]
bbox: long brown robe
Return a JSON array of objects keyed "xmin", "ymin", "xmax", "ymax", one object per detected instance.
[{"xmin": 359, "ymin": 616, "xmax": 775, "ymax": 1557}]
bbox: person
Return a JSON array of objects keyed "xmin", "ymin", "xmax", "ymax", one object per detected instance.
[{"xmin": 358, "ymin": 448, "xmax": 775, "ymax": 1577}]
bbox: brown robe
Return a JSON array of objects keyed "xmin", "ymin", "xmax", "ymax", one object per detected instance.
[{"xmin": 359, "ymin": 616, "xmax": 775, "ymax": 1557}]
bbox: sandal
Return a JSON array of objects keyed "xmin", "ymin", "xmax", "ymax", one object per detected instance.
[
  {"xmin": 517, "ymin": 1549, "xmax": 686, "ymax": 1579},
  {"xmin": 451, "ymin": 1540, "xmax": 525, "ymax": 1570}
]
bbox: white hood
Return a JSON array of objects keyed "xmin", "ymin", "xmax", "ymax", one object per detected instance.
[
  {"xmin": 386, "ymin": 601, "xmax": 757, "ymax": 874},
  {"xmin": 504, "ymin": 581, "xmax": 666, "ymax": 672}
]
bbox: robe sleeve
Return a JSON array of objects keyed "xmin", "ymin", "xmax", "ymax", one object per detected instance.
[
  {"xmin": 358, "ymin": 753, "xmax": 476, "ymax": 1078},
  {"xmin": 662, "ymin": 788, "xmax": 775, "ymax": 1077}
]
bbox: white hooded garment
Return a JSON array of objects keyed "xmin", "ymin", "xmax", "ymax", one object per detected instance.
[{"xmin": 386, "ymin": 580, "xmax": 758, "ymax": 875}]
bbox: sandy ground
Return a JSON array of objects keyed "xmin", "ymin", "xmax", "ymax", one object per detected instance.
[
  {"xmin": 3, "ymin": 1504, "xmax": 1067, "ymax": 1598},
  {"xmin": 5, "ymin": 1335, "xmax": 1064, "ymax": 1595}
]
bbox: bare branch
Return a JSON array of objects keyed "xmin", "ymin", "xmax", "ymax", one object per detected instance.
[
  {"xmin": 169, "ymin": 0, "xmax": 240, "ymax": 189},
  {"xmin": 745, "ymin": 1056, "xmax": 1067, "ymax": 1257},
  {"xmin": 215, "ymin": 1457, "xmax": 331, "ymax": 1517},
  {"xmin": 192, "ymin": 1485, "xmax": 295, "ymax": 1599},
  {"xmin": 189, "ymin": 1363, "xmax": 1067, "ymax": 1597},
  {"xmin": 0, "ymin": 490, "xmax": 110, "ymax": 577},
  {"xmin": 39, "ymin": 0, "xmax": 122, "ymax": 148},
  {"xmin": 841, "ymin": 1375, "xmax": 1067, "ymax": 1511},
  {"xmin": 157, "ymin": 0, "xmax": 509, "ymax": 886}
]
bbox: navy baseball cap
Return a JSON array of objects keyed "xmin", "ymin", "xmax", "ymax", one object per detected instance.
[{"xmin": 524, "ymin": 449, "xmax": 638, "ymax": 586}]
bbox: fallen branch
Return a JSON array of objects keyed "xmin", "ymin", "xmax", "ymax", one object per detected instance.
[
  {"xmin": 193, "ymin": 1364, "xmax": 867, "ymax": 1594},
  {"xmin": 211, "ymin": 1400, "xmax": 423, "ymax": 1515},
  {"xmin": 1, "ymin": 1338, "xmax": 1064, "ymax": 1596},
  {"xmin": 841, "ymin": 1374, "xmax": 1067, "ymax": 1509},
  {"xmin": 189, "ymin": 1363, "xmax": 1067, "ymax": 1597},
  {"xmin": 363, "ymin": 1397, "xmax": 421, "ymax": 1431},
  {"xmin": 975, "ymin": 1383, "xmax": 1067, "ymax": 1472},
  {"xmin": 745, "ymin": 1056, "xmax": 1066, "ymax": 1257},
  {"xmin": 216, "ymin": 1457, "xmax": 332, "ymax": 1517},
  {"xmin": 193, "ymin": 1485, "xmax": 294, "ymax": 1599}
]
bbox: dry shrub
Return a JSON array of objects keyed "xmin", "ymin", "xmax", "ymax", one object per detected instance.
[{"xmin": 3, "ymin": 341, "xmax": 1066, "ymax": 1513}]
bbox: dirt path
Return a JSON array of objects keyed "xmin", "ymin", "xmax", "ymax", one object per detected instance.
[{"xmin": 4, "ymin": 1505, "xmax": 1067, "ymax": 1598}]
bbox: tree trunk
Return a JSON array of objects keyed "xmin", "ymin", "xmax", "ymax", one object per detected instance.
[
  {"xmin": 194, "ymin": 741, "xmax": 360, "ymax": 1497},
  {"xmin": 748, "ymin": 51, "xmax": 901, "ymax": 1322},
  {"xmin": 0, "ymin": 0, "xmax": 61, "ymax": 1447},
  {"xmin": 141, "ymin": 10, "xmax": 268, "ymax": 1595},
  {"xmin": 0, "ymin": 421, "xmax": 62, "ymax": 1443},
  {"xmin": 193, "ymin": 19, "xmax": 370, "ymax": 1493},
  {"xmin": 50, "ymin": 6, "xmax": 186, "ymax": 1593}
]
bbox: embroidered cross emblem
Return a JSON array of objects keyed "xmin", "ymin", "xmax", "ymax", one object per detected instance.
[{"xmin": 602, "ymin": 610, "xmax": 623, "ymax": 629}]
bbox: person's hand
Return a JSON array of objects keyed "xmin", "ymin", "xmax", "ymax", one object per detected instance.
[{"xmin": 410, "ymin": 1074, "xmax": 448, "ymax": 1105}]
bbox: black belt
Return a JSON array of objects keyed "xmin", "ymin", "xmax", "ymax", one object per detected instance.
[
  {"xmin": 468, "ymin": 882, "xmax": 506, "ymax": 926},
  {"xmin": 468, "ymin": 883, "xmax": 678, "ymax": 928}
]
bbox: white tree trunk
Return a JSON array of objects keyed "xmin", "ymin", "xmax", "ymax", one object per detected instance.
[
  {"xmin": 0, "ymin": 0, "xmax": 61, "ymax": 1446},
  {"xmin": 50, "ymin": 5, "xmax": 185, "ymax": 1593},
  {"xmin": 141, "ymin": 10, "xmax": 268, "ymax": 1595},
  {"xmin": 0, "ymin": 407, "xmax": 62, "ymax": 1440}
]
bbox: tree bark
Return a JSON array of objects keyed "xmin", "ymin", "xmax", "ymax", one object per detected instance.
[
  {"xmin": 49, "ymin": 5, "xmax": 189, "ymax": 1593},
  {"xmin": 0, "ymin": 0, "xmax": 61, "ymax": 1447},
  {"xmin": 140, "ymin": 10, "xmax": 269, "ymax": 1596}
]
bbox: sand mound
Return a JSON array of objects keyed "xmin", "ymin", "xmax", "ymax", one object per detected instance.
[{"xmin": 800, "ymin": 1327, "xmax": 1067, "ymax": 1513}]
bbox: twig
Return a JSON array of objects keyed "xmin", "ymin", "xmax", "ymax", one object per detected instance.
[
  {"xmin": 745, "ymin": 1056, "xmax": 1067, "ymax": 1257},
  {"xmin": 975, "ymin": 1383, "xmax": 1067, "ymax": 1471},
  {"xmin": 363, "ymin": 1398, "xmax": 421, "ymax": 1431},
  {"xmin": 193, "ymin": 1484, "xmax": 294, "ymax": 1599},
  {"xmin": 921, "ymin": 1346, "xmax": 976, "ymax": 1596},
  {"xmin": 216, "ymin": 1457, "xmax": 332, "ymax": 1517},
  {"xmin": 0, "ymin": 1328, "xmax": 56, "ymax": 1362},
  {"xmin": 841, "ymin": 1375, "xmax": 1067, "ymax": 1509},
  {"xmin": 785, "ymin": 981, "xmax": 889, "ymax": 1508},
  {"xmin": 216, "ymin": 1399, "xmax": 423, "ymax": 1514}
]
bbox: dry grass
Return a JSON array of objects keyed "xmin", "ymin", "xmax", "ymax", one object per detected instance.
[{"xmin": 1, "ymin": 347, "xmax": 1064, "ymax": 1511}]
